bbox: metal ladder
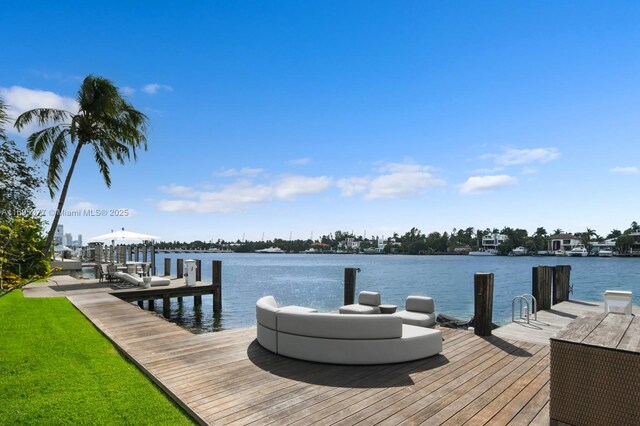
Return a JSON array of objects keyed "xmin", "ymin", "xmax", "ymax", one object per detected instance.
[{"xmin": 512, "ymin": 294, "xmax": 537, "ymax": 324}]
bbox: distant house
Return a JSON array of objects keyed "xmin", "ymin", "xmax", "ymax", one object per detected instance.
[
  {"xmin": 590, "ymin": 238, "xmax": 617, "ymax": 254},
  {"xmin": 338, "ymin": 238, "xmax": 360, "ymax": 251},
  {"xmin": 481, "ymin": 233, "xmax": 507, "ymax": 252},
  {"xmin": 548, "ymin": 234, "xmax": 581, "ymax": 253}
]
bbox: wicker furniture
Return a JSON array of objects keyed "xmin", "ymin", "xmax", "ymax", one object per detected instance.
[{"xmin": 550, "ymin": 313, "xmax": 640, "ymax": 426}]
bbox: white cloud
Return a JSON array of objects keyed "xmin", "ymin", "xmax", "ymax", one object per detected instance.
[
  {"xmin": 215, "ymin": 167, "xmax": 264, "ymax": 177},
  {"xmin": 0, "ymin": 86, "xmax": 78, "ymax": 136},
  {"xmin": 336, "ymin": 177, "xmax": 370, "ymax": 197},
  {"xmin": 121, "ymin": 86, "xmax": 136, "ymax": 96},
  {"xmin": 610, "ymin": 166, "xmax": 638, "ymax": 175},
  {"xmin": 73, "ymin": 201, "xmax": 97, "ymax": 210},
  {"xmin": 521, "ymin": 167, "xmax": 538, "ymax": 175},
  {"xmin": 158, "ymin": 184, "xmax": 197, "ymax": 196},
  {"xmin": 459, "ymin": 175, "xmax": 518, "ymax": 194},
  {"xmin": 142, "ymin": 83, "xmax": 173, "ymax": 95},
  {"xmin": 288, "ymin": 157, "xmax": 311, "ymax": 166},
  {"xmin": 274, "ymin": 175, "xmax": 332, "ymax": 199},
  {"xmin": 158, "ymin": 175, "xmax": 331, "ymax": 213},
  {"xmin": 495, "ymin": 147, "xmax": 560, "ymax": 165},
  {"xmin": 366, "ymin": 163, "xmax": 445, "ymax": 200}
]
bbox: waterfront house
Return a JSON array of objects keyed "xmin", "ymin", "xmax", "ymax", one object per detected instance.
[
  {"xmin": 338, "ymin": 238, "xmax": 361, "ymax": 252},
  {"xmin": 547, "ymin": 233, "xmax": 581, "ymax": 253},
  {"xmin": 590, "ymin": 238, "xmax": 617, "ymax": 254},
  {"xmin": 481, "ymin": 233, "xmax": 507, "ymax": 252}
]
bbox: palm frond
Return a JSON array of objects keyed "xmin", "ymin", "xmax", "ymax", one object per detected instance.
[
  {"xmin": 92, "ymin": 144, "xmax": 112, "ymax": 188},
  {"xmin": 45, "ymin": 132, "xmax": 70, "ymax": 198},
  {"xmin": 14, "ymin": 109, "xmax": 73, "ymax": 131},
  {"xmin": 26, "ymin": 125, "xmax": 69, "ymax": 159}
]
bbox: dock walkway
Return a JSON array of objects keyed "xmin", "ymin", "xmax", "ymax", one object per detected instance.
[{"xmin": 25, "ymin": 276, "xmax": 622, "ymax": 425}]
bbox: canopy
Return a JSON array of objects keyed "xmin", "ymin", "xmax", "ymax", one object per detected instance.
[
  {"xmin": 89, "ymin": 228, "xmax": 160, "ymax": 243},
  {"xmin": 53, "ymin": 245, "xmax": 72, "ymax": 252}
]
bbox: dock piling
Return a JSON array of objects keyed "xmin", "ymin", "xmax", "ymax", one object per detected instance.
[
  {"xmin": 164, "ymin": 258, "xmax": 171, "ymax": 276},
  {"xmin": 195, "ymin": 259, "xmax": 202, "ymax": 282},
  {"xmin": 177, "ymin": 259, "xmax": 184, "ymax": 279},
  {"xmin": 553, "ymin": 265, "xmax": 571, "ymax": 305},
  {"xmin": 163, "ymin": 295, "xmax": 171, "ymax": 317},
  {"xmin": 473, "ymin": 272, "xmax": 494, "ymax": 336},
  {"xmin": 532, "ymin": 266, "xmax": 552, "ymax": 310},
  {"xmin": 212, "ymin": 260, "xmax": 222, "ymax": 313},
  {"xmin": 344, "ymin": 268, "xmax": 358, "ymax": 305}
]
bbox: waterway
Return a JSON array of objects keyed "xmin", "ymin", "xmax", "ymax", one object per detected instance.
[{"xmin": 153, "ymin": 253, "xmax": 639, "ymax": 333}]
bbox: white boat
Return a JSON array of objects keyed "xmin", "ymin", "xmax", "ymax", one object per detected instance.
[
  {"xmin": 510, "ymin": 246, "xmax": 528, "ymax": 256},
  {"xmin": 598, "ymin": 248, "xmax": 613, "ymax": 257},
  {"xmin": 567, "ymin": 244, "xmax": 588, "ymax": 257},
  {"xmin": 255, "ymin": 247, "xmax": 285, "ymax": 254},
  {"xmin": 468, "ymin": 249, "xmax": 497, "ymax": 256},
  {"xmin": 555, "ymin": 250, "xmax": 566, "ymax": 257}
]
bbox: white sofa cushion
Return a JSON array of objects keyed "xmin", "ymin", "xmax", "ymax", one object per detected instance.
[
  {"xmin": 339, "ymin": 304, "xmax": 381, "ymax": 314},
  {"xmin": 256, "ymin": 295, "xmax": 278, "ymax": 330},
  {"xmin": 405, "ymin": 296, "xmax": 434, "ymax": 313},
  {"xmin": 277, "ymin": 311, "xmax": 402, "ymax": 340},
  {"xmin": 393, "ymin": 310, "xmax": 436, "ymax": 328},
  {"xmin": 278, "ymin": 324, "xmax": 442, "ymax": 364},
  {"xmin": 358, "ymin": 291, "xmax": 381, "ymax": 306}
]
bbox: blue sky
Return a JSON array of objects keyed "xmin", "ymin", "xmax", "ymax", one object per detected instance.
[{"xmin": 2, "ymin": 1, "xmax": 640, "ymax": 242}]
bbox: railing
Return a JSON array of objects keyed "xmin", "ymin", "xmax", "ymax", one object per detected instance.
[{"xmin": 512, "ymin": 294, "xmax": 537, "ymax": 324}]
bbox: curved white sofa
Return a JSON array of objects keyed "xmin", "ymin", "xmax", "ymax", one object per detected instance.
[{"xmin": 256, "ymin": 296, "xmax": 442, "ymax": 365}]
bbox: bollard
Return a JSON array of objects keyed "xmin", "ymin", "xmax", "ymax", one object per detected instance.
[
  {"xmin": 474, "ymin": 272, "xmax": 494, "ymax": 336},
  {"xmin": 553, "ymin": 265, "xmax": 571, "ymax": 305},
  {"xmin": 532, "ymin": 266, "xmax": 552, "ymax": 310}
]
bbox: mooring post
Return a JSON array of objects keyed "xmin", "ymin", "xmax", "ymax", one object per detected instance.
[
  {"xmin": 177, "ymin": 297, "xmax": 183, "ymax": 304},
  {"xmin": 474, "ymin": 272, "xmax": 494, "ymax": 336},
  {"xmin": 148, "ymin": 299, "xmax": 155, "ymax": 311},
  {"xmin": 194, "ymin": 295, "xmax": 202, "ymax": 306},
  {"xmin": 177, "ymin": 259, "xmax": 184, "ymax": 279},
  {"xmin": 137, "ymin": 300, "xmax": 143, "ymax": 308},
  {"xmin": 553, "ymin": 265, "xmax": 572, "ymax": 305},
  {"xmin": 163, "ymin": 295, "xmax": 171, "ymax": 317},
  {"xmin": 344, "ymin": 267, "xmax": 358, "ymax": 305},
  {"xmin": 196, "ymin": 259, "xmax": 202, "ymax": 282},
  {"xmin": 164, "ymin": 258, "xmax": 171, "ymax": 276},
  {"xmin": 150, "ymin": 245, "xmax": 156, "ymax": 276},
  {"xmin": 142, "ymin": 246, "xmax": 148, "ymax": 263},
  {"xmin": 135, "ymin": 245, "xmax": 140, "ymax": 262},
  {"xmin": 212, "ymin": 260, "xmax": 222, "ymax": 313},
  {"xmin": 532, "ymin": 266, "xmax": 552, "ymax": 310}
]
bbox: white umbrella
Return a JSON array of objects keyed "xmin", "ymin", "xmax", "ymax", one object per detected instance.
[
  {"xmin": 89, "ymin": 228, "xmax": 160, "ymax": 243},
  {"xmin": 89, "ymin": 228, "xmax": 160, "ymax": 264}
]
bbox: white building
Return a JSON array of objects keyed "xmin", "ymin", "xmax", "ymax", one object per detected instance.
[
  {"xmin": 64, "ymin": 233, "xmax": 73, "ymax": 247},
  {"xmin": 481, "ymin": 233, "xmax": 508, "ymax": 251},
  {"xmin": 548, "ymin": 234, "xmax": 582, "ymax": 253},
  {"xmin": 54, "ymin": 225, "xmax": 64, "ymax": 245}
]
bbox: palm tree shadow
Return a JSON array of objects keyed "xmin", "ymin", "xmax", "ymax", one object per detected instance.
[
  {"xmin": 484, "ymin": 335, "xmax": 534, "ymax": 356},
  {"xmin": 246, "ymin": 339, "xmax": 449, "ymax": 388}
]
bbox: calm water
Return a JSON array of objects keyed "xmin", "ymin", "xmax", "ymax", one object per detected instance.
[{"xmin": 152, "ymin": 253, "xmax": 640, "ymax": 333}]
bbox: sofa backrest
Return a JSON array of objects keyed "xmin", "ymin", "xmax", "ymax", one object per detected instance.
[
  {"xmin": 277, "ymin": 311, "xmax": 402, "ymax": 340},
  {"xmin": 358, "ymin": 291, "xmax": 381, "ymax": 306},
  {"xmin": 256, "ymin": 296, "xmax": 279, "ymax": 330},
  {"xmin": 406, "ymin": 296, "xmax": 434, "ymax": 313}
]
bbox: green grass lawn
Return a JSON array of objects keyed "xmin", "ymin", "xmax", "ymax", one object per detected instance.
[{"xmin": 0, "ymin": 291, "xmax": 194, "ymax": 425}]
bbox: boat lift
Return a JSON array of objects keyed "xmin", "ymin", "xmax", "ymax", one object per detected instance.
[{"xmin": 512, "ymin": 294, "xmax": 537, "ymax": 324}]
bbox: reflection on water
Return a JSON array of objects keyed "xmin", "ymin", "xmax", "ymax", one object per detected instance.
[{"xmin": 137, "ymin": 253, "xmax": 640, "ymax": 334}]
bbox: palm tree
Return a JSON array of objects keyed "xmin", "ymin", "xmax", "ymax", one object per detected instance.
[{"xmin": 15, "ymin": 75, "xmax": 148, "ymax": 256}]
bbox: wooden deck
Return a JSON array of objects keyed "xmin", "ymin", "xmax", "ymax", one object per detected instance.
[{"xmin": 65, "ymin": 290, "xmax": 551, "ymax": 425}]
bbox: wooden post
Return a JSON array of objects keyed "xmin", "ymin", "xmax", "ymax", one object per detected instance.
[
  {"xmin": 344, "ymin": 268, "xmax": 358, "ymax": 305},
  {"xmin": 532, "ymin": 266, "xmax": 552, "ymax": 310},
  {"xmin": 553, "ymin": 265, "xmax": 572, "ymax": 305},
  {"xmin": 195, "ymin": 259, "xmax": 202, "ymax": 282},
  {"xmin": 164, "ymin": 258, "xmax": 171, "ymax": 276},
  {"xmin": 137, "ymin": 300, "xmax": 143, "ymax": 308},
  {"xmin": 135, "ymin": 245, "xmax": 140, "ymax": 261},
  {"xmin": 474, "ymin": 272, "xmax": 494, "ymax": 336},
  {"xmin": 194, "ymin": 295, "xmax": 202, "ymax": 306},
  {"xmin": 150, "ymin": 245, "xmax": 156, "ymax": 276},
  {"xmin": 148, "ymin": 299, "xmax": 155, "ymax": 311},
  {"xmin": 142, "ymin": 246, "xmax": 148, "ymax": 263},
  {"xmin": 177, "ymin": 297, "xmax": 183, "ymax": 304},
  {"xmin": 177, "ymin": 259, "xmax": 184, "ymax": 279},
  {"xmin": 163, "ymin": 295, "xmax": 171, "ymax": 317},
  {"xmin": 212, "ymin": 260, "xmax": 222, "ymax": 313}
]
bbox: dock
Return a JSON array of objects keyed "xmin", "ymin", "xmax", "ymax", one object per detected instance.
[{"xmin": 22, "ymin": 276, "xmax": 638, "ymax": 425}]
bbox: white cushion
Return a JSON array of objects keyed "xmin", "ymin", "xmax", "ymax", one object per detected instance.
[
  {"xmin": 358, "ymin": 291, "xmax": 381, "ymax": 306},
  {"xmin": 393, "ymin": 310, "xmax": 437, "ymax": 328},
  {"xmin": 339, "ymin": 304, "xmax": 382, "ymax": 314},
  {"xmin": 277, "ymin": 311, "xmax": 402, "ymax": 339},
  {"xmin": 256, "ymin": 296, "xmax": 279, "ymax": 330},
  {"xmin": 405, "ymin": 296, "xmax": 435, "ymax": 313}
]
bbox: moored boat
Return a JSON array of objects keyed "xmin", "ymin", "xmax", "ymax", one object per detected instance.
[
  {"xmin": 468, "ymin": 249, "xmax": 497, "ymax": 256},
  {"xmin": 255, "ymin": 247, "xmax": 285, "ymax": 254},
  {"xmin": 598, "ymin": 248, "xmax": 613, "ymax": 257},
  {"xmin": 510, "ymin": 246, "xmax": 528, "ymax": 256},
  {"xmin": 567, "ymin": 244, "xmax": 588, "ymax": 257}
]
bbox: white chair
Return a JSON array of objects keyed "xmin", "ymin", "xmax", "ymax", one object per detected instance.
[
  {"xmin": 393, "ymin": 296, "xmax": 437, "ymax": 328},
  {"xmin": 339, "ymin": 291, "xmax": 382, "ymax": 314}
]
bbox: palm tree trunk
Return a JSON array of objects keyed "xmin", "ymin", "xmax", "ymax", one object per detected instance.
[{"xmin": 43, "ymin": 143, "xmax": 84, "ymax": 257}]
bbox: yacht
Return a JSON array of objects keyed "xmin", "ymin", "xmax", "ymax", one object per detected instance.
[
  {"xmin": 567, "ymin": 244, "xmax": 588, "ymax": 257},
  {"xmin": 468, "ymin": 249, "xmax": 497, "ymax": 256},
  {"xmin": 255, "ymin": 247, "xmax": 285, "ymax": 254},
  {"xmin": 510, "ymin": 246, "xmax": 528, "ymax": 256},
  {"xmin": 598, "ymin": 248, "xmax": 613, "ymax": 257},
  {"xmin": 555, "ymin": 249, "xmax": 566, "ymax": 257}
]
